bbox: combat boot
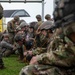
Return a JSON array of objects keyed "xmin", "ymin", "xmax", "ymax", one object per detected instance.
[
  {"xmin": 0, "ymin": 64, "xmax": 5, "ymax": 69},
  {"xmin": 0, "ymin": 59, "xmax": 5, "ymax": 69}
]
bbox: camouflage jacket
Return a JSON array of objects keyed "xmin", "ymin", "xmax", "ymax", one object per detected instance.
[
  {"xmin": 32, "ymin": 47, "xmax": 47, "ymax": 56},
  {"xmin": 0, "ymin": 40, "xmax": 13, "ymax": 53},
  {"xmin": 36, "ymin": 36, "xmax": 75, "ymax": 68},
  {"xmin": 7, "ymin": 20, "xmax": 16, "ymax": 33},
  {"xmin": 32, "ymin": 34, "xmax": 49, "ymax": 55},
  {"xmin": 35, "ymin": 34, "xmax": 48, "ymax": 48}
]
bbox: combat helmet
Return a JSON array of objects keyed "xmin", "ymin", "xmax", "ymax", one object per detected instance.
[
  {"xmin": 3, "ymin": 33, "xmax": 9, "ymax": 38},
  {"xmin": 36, "ymin": 14, "xmax": 41, "ymax": 19},
  {"xmin": 45, "ymin": 14, "xmax": 51, "ymax": 19},
  {"xmin": 16, "ymin": 26, "xmax": 21, "ymax": 32},
  {"xmin": 14, "ymin": 33, "xmax": 24, "ymax": 42},
  {"xmin": 14, "ymin": 16, "xmax": 19, "ymax": 22},
  {"xmin": 20, "ymin": 22, "xmax": 28, "ymax": 28},
  {"xmin": 39, "ymin": 21, "xmax": 54, "ymax": 30}
]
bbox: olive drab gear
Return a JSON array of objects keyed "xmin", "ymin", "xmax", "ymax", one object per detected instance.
[
  {"xmin": 7, "ymin": 20, "xmax": 16, "ymax": 33},
  {"xmin": 0, "ymin": 4, "xmax": 3, "ymax": 19}
]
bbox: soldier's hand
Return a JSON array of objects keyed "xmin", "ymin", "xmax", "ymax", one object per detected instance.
[
  {"xmin": 36, "ymin": 29, "xmax": 41, "ymax": 35},
  {"xmin": 24, "ymin": 51, "xmax": 32, "ymax": 56},
  {"xmin": 29, "ymin": 38, "xmax": 35, "ymax": 41},
  {"xmin": 13, "ymin": 46, "xmax": 17, "ymax": 50},
  {"xmin": 14, "ymin": 30, "xmax": 16, "ymax": 33},
  {"xmin": 24, "ymin": 52, "xmax": 27, "ymax": 56},
  {"xmin": 30, "ymin": 56, "xmax": 38, "ymax": 65},
  {"xmin": 27, "ymin": 51, "xmax": 32, "ymax": 56}
]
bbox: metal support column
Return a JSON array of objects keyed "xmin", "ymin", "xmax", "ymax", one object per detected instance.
[{"xmin": 42, "ymin": 0, "xmax": 44, "ymax": 21}]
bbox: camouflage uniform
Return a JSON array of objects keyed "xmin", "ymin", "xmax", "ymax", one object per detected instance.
[
  {"xmin": 35, "ymin": 15, "xmax": 43, "ymax": 29},
  {"xmin": 0, "ymin": 34, "xmax": 14, "ymax": 57},
  {"xmin": 0, "ymin": 4, "xmax": 5, "ymax": 69},
  {"xmin": 19, "ymin": 23, "xmax": 75, "ymax": 75},
  {"xmin": 19, "ymin": 0, "xmax": 75, "ymax": 74},
  {"xmin": 14, "ymin": 33, "xmax": 25, "ymax": 62},
  {"xmin": 32, "ymin": 21, "xmax": 54, "ymax": 55},
  {"xmin": 7, "ymin": 16, "xmax": 19, "ymax": 44},
  {"xmin": 23, "ymin": 21, "xmax": 53, "ymax": 62},
  {"xmin": 0, "ymin": 32, "xmax": 3, "ymax": 42}
]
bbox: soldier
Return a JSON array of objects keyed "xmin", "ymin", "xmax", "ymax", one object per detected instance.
[
  {"xmin": 35, "ymin": 15, "xmax": 43, "ymax": 30},
  {"xmin": 36, "ymin": 15, "xmax": 42, "ymax": 24},
  {"xmin": 7, "ymin": 16, "xmax": 20, "ymax": 44},
  {"xmin": 23, "ymin": 21, "xmax": 54, "ymax": 63},
  {"xmin": 19, "ymin": 0, "xmax": 75, "ymax": 75},
  {"xmin": 19, "ymin": 21, "xmax": 28, "ymax": 32},
  {"xmin": 0, "ymin": 4, "xmax": 5, "ymax": 69},
  {"xmin": 35, "ymin": 21, "xmax": 52, "ymax": 48},
  {"xmin": 20, "ymin": 23, "xmax": 75, "ymax": 75},
  {"xmin": 0, "ymin": 33, "xmax": 14, "ymax": 57},
  {"xmin": 45, "ymin": 14, "xmax": 52, "ymax": 21},
  {"xmin": 14, "ymin": 33, "xmax": 25, "ymax": 62},
  {"xmin": 45, "ymin": 14, "xmax": 54, "ymax": 26}
]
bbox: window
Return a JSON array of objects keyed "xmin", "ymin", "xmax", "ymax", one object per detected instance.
[
  {"xmin": 3, "ymin": 10, "xmax": 30, "ymax": 17},
  {"xmin": 11, "ymin": 10, "xmax": 30, "ymax": 17}
]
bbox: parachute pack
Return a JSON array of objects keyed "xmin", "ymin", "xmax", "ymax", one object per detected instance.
[{"xmin": 53, "ymin": 0, "xmax": 75, "ymax": 28}]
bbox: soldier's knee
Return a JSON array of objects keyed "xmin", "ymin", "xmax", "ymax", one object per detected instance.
[
  {"xmin": 19, "ymin": 70, "xmax": 28, "ymax": 75},
  {"xmin": 19, "ymin": 65, "xmax": 34, "ymax": 75}
]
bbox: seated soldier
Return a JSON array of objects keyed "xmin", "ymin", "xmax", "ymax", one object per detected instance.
[
  {"xmin": 23, "ymin": 21, "xmax": 54, "ymax": 63},
  {"xmin": 7, "ymin": 16, "xmax": 20, "ymax": 44},
  {"xmin": 19, "ymin": 22, "xmax": 75, "ymax": 75},
  {"xmin": 14, "ymin": 33, "xmax": 26, "ymax": 63},
  {"xmin": 0, "ymin": 33, "xmax": 14, "ymax": 57},
  {"xmin": 14, "ymin": 31, "xmax": 35, "ymax": 63},
  {"xmin": 19, "ymin": 0, "xmax": 75, "ymax": 75},
  {"xmin": 19, "ymin": 0, "xmax": 75, "ymax": 73},
  {"xmin": 25, "ymin": 26, "xmax": 35, "ymax": 50}
]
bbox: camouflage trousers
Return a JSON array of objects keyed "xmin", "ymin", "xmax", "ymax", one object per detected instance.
[
  {"xmin": 19, "ymin": 64, "xmax": 75, "ymax": 75},
  {"xmin": 3, "ymin": 50, "xmax": 11, "ymax": 57},
  {"xmin": 8, "ymin": 33, "xmax": 15, "ymax": 44}
]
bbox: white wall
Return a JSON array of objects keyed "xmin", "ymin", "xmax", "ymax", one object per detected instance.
[{"xmin": 1, "ymin": 0, "xmax": 53, "ymax": 22}]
